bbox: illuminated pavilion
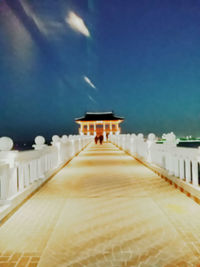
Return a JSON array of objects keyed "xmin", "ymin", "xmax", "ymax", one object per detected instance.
[{"xmin": 75, "ymin": 111, "xmax": 124, "ymax": 139}]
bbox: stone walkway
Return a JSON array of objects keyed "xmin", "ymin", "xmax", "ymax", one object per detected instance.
[{"xmin": 1, "ymin": 143, "xmax": 200, "ymax": 266}]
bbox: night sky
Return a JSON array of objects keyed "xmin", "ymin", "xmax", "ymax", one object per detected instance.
[{"xmin": 1, "ymin": 0, "xmax": 200, "ymax": 142}]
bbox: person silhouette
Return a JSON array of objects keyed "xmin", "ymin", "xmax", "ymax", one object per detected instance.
[
  {"xmin": 94, "ymin": 135, "xmax": 98, "ymax": 144},
  {"xmin": 99, "ymin": 135, "xmax": 103, "ymax": 145}
]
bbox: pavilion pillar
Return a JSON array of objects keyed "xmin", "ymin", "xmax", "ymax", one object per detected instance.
[
  {"xmin": 110, "ymin": 121, "xmax": 113, "ymax": 135},
  {"xmin": 103, "ymin": 122, "xmax": 106, "ymax": 141},
  {"xmin": 87, "ymin": 123, "xmax": 90, "ymax": 136},
  {"xmin": 94, "ymin": 123, "xmax": 96, "ymax": 136},
  {"xmin": 80, "ymin": 123, "xmax": 83, "ymax": 135},
  {"xmin": 116, "ymin": 123, "xmax": 120, "ymax": 135}
]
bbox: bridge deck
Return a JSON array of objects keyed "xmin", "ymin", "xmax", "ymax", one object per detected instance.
[{"xmin": 0, "ymin": 143, "xmax": 200, "ymax": 266}]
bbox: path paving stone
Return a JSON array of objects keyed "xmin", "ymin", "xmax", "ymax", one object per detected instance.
[{"xmin": 1, "ymin": 143, "xmax": 200, "ymax": 266}]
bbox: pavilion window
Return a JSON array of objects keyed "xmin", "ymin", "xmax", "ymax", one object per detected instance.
[{"xmin": 96, "ymin": 125, "xmax": 103, "ymax": 129}]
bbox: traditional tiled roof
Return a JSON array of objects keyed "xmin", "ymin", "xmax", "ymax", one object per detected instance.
[{"xmin": 75, "ymin": 112, "xmax": 124, "ymax": 122}]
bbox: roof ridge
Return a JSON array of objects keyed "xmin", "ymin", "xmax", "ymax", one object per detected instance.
[{"xmin": 86, "ymin": 111, "xmax": 113, "ymax": 114}]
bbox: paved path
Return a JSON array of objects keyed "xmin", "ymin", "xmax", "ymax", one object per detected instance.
[{"xmin": 1, "ymin": 143, "xmax": 200, "ymax": 266}]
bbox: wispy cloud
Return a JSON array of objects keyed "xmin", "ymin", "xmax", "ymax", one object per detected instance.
[
  {"xmin": 66, "ymin": 12, "xmax": 90, "ymax": 37},
  {"xmin": 3, "ymin": 3, "xmax": 34, "ymax": 66},
  {"xmin": 88, "ymin": 94, "xmax": 97, "ymax": 104},
  {"xmin": 20, "ymin": 0, "xmax": 64, "ymax": 37},
  {"xmin": 84, "ymin": 76, "xmax": 97, "ymax": 90},
  {"xmin": 20, "ymin": 0, "xmax": 48, "ymax": 35}
]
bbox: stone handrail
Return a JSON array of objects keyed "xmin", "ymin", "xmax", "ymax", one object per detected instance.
[
  {"xmin": 109, "ymin": 133, "xmax": 200, "ymax": 188},
  {"xmin": 0, "ymin": 135, "xmax": 92, "ymax": 220}
]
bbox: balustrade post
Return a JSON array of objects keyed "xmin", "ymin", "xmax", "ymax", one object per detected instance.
[
  {"xmin": 0, "ymin": 164, "xmax": 9, "ymax": 201},
  {"xmin": 168, "ymin": 154, "xmax": 174, "ymax": 175},
  {"xmin": 7, "ymin": 167, "xmax": 18, "ymax": 197},
  {"xmin": 147, "ymin": 133, "xmax": 156, "ymax": 163},
  {"xmin": 185, "ymin": 158, "xmax": 191, "ymax": 183},
  {"xmin": 24, "ymin": 163, "xmax": 30, "ymax": 186},
  {"xmin": 51, "ymin": 135, "xmax": 62, "ymax": 166},
  {"xmin": 37, "ymin": 158, "xmax": 44, "ymax": 179},
  {"xmin": 179, "ymin": 158, "xmax": 185, "ymax": 179},
  {"xmin": 137, "ymin": 133, "xmax": 144, "ymax": 157},
  {"xmin": 18, "ymin": 164, "xmax": 25, "ymax": 191},
  {"xmin": 122, "ymin": 135, "xmax": 126, "ymax": 150},
  {"xmin": 130, "ymin": 134, "xmax": 136, "ymax": 155},
  {"xmin": 174, "ymin": 156, "xmax": 179, "ymax": 177},
  {"xmin": 192, "ymin": 159, "xmax": 198, "ymax": 187}
]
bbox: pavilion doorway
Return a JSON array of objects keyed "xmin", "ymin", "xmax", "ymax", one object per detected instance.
[{"xmin": 96, "ymin": 124, "xmax": 103, "ymax": 136}]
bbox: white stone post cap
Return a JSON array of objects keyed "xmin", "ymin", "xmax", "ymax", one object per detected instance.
[
  {"xmin": 61, "ymin": 135, "xmax": 68, "ymax": 143},
  {"xmin": 137, "ymin": 133, "xmax": 144, "ymax": 140},
  {"xmin": 35, "ymin": 136, "xmax": 45, "ymax": 145},
  {"xmin": 148, "ymin": 133, "xmax": 156, "ymax": 141},
  {"xmin": 52, "ymin": 135, "xmax": 60, "ymax": 143},
  {"xmin": 0, "ymin": 137, "xmax": 14, "ymax": 151}
]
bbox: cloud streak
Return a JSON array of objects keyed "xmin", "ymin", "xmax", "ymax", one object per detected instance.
[
  {"xmin": 84, "ymin": 76, "xmax": 97, "ymax": 90},
  {"xmin": 66, "ymin": 12, "xmax": 90, "ymax": 37},
  {"xmin": 88, "ymin": 94, "xmax": 97, "ymax": 104}
]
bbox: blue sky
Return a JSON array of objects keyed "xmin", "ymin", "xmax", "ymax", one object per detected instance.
[{"xmin": 1, "ymin": 0, "xmax": 200, "ymax": 141}]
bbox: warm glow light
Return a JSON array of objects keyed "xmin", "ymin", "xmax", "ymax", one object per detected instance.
[
  {"xmin": 66, "ymin": 12, "xmax": 90, "ymax": 37},
  {"xmin": 76, "ymin": 119, "xmax": 122, "ymax": 137}
]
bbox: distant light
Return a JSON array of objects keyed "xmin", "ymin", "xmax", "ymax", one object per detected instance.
[
  {"xmin": 84, "ymin": 76, "xmax": 96, "ymax": 89},
  {"xmin": 66, "ymin": 12, "xmax": 90, "ymax": 37}
]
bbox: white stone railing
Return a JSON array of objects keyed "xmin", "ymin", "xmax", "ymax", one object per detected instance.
[
  {"xmin": 0, "ymin": 135, "xmax": 92, "ymax": 219},
  {"xmin": 109, "ymin": 133, "xmax": 200, "ymax": 188}
]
